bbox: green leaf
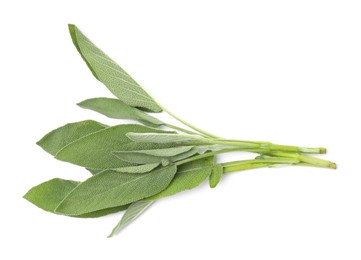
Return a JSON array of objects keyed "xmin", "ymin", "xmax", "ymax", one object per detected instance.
[
  {"xmin": 108, "ymin": 200, "xmax": 154, "ymax": 237},
  {"xmin": 118, "ymin": 146, "xmax": 194, "ymax": 157},
  {"xmin": 24, "ymin": 178, "xmax": 79, "ymax": 212},
  {"xmin": 146, "ymin": 156, "xmax": 215, "ymax": 200},
  {"xmin": 209, "ymin": 165, "xmax": 223, "ymax": 188},
  {"xmin": 23, "ymin": 178, "xmax": 128, "ymax": 218},
  {"xmin": 55, "ymin": 124, "xmax": 171, "ymax": 169},
  {"xmin": 68, "ymin": 24, "xmax": 162, "ymax": 112},
  {"xmin": 86, "ymin": 168, "xmax": 103, "ymax": 175},
  {"xmin": 77, "ymin": 98, "xmax": 163, "ymax": 126},
  {"xmin": 126, "ymin": 132, "xmax": 206, "ymax": 144},
  {"xmin": 112, "ymin": 146, "xmax": 194, "ymax": 165},
  {"xmin": 37, "ymin": 120, "xmax": 106, "ymax": 156},
  {"xmin": 114, "ymin": 163, "xmax": 160, "ymax": 173},
  {"xmin": 55, "ymin": 165, "xmax": 177, "ymax": 216}
]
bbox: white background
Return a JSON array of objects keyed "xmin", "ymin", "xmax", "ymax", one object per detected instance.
[{"xmin": 1, "ymin": 0, "xmax": 360, "ymax": 259}]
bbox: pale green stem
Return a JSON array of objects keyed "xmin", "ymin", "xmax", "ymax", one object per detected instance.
[
  {"xmin": 163, "ymin": 123, "xmax": 200, "ymax": 136},
  {"xmin": 162, "ymin": 107, "xmax": 219, "ymax": 138}
]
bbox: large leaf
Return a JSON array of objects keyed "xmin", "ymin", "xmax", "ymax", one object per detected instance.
[
  {"xmin": 55, "ymin": 165, "xmax": 177, "ymax": 216},
  {"xmin": 147, "ymin": 156, "xmax": 215, "ymax": 200},
  {"xmin": 68, "ymin": 24, "xmax": 162, "ymax": 112},
  {"xmin": 78, "ymin": 98, "xmax": 163, "ymax": 126},
  {"xmin": 108, "ymin": 200, "xmax": 154, "ymax": 237},
  {"xmin": 55, "ymin": 124, "xmax": 171, "ymax": 169},
  {"xmin": 37, "ymin": 120, "xmax": 106, "ymax": 156},
  {"xmin": 23, "ymin": 178, "xmax": 127, "ymax": 218}
]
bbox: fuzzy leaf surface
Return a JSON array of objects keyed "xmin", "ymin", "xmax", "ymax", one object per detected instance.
[
  {"xmin": 209, "ymin": 165, "xmax": 223, "ymax": 188},
  {"xmin": 114, "ymin": 163, "xmax": 160, "ymax": 173},
  {"xmin": 147, "ymin": 156, "xmax": 215, "ymax": 200},
  {"xmin": 126, "ymin": 133, "xmax": 205, "ymax": 144},
  {"xmin": 55, "ymin": 124, "xmax": 170, "ymax": 169},
  {"xmin": 78, "ymin": 98, "xmax": 163, "ymax": 126},
  {"xmin": 108, "ymin": 200, "xmax": 153, "ymax": 237},
  {"xmin": 55, "ymin": 165, "xmax": 177, "ymax": 216},
  {"xmin": 68, "ymin": 24, "xmax": 162, "ymax": 112},
  {"xmin": 23, "ymin": 178, "xmax": 128, "ymax": 218},
  {"xmin": 37, "ymin": 120, "xmax": 106, "ymax": 156}
]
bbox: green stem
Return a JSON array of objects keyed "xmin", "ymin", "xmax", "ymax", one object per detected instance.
[
  {"xmin": 264, "ymin": 151, "xmax": 337, "ymax": 169},
  {"xmin": 175, "ymin": 148, "xmax": 241, "ymax": 166},
  {"xmin": 164, "ymin": 123, "xmax": 199, "ymax": 136},
  {"xmin": 162, "ymin": 107, "xmax": 219, "ymax": 138}
]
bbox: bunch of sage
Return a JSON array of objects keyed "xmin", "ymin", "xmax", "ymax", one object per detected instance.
[{"xmin": 24, "ymin": 24, "xmax": 336, "ymax": 237}]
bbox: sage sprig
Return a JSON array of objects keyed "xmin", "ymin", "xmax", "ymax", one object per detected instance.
[{"xmin": 24, "ymin": 24, "xmax": 336, "ymax": 237}]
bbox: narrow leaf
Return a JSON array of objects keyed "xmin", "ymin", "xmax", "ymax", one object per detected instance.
[
  {"xmin": 126, "ymin": 132, "xmax": 206, "ymax": 143},
  {"xmin": 209, "ymin": 165, "xmax": 223, "ymax": 188},
  {"xmin": 55, "ymin": 165, "xmax": 177, "ymax": 216},
  {"xmin": 37, "ymin": 120, "xmax": 106, "ymax": 156},
  {"xmin": 147, "ymin": 156, "xmax": 215, "ymax": 200},
  {"xmin": 108, "ymin": 200, "xmax": 153, "ymax": 237},
  {"xmin": 78, "ymin": 98, "xmax": 163, "ymax": 126},
  {"xmin": 120, "ymin": 146, "xmax": 194, "ymax": 157},
  {"xmin": 112, "ymin": 146, "xmax": 194, "ymax": 164},
  {"xmin": 114, "ymin": 163, "xmax": 159, "ymax": 173},
  {"xmin": 68, "ymin": 24, "xmax": 162, "ymax": 112},
  {"xmin": 55, "ymin": 124, "xmax": 171, "ymax": 169}
]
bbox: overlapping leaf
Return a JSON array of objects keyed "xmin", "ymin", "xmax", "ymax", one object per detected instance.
[
  {"xmin": 147, "ymin": 157, "xmax": 215, "ymax": 200},
  {"xmin": 37, "ymin": 120, "xmax": 106, "ymax": 156},
  {"xmin": 55, "ymin": 165, "xmax": 177, "ymax": 216},
  {"xmin": 108, "ymin": 200, "xmax": 153, "ymax": 237},
  {"xmin": 55, "ymin": 124, "xmax": 172, "ymax": 169},
  {"xmin": 23, "ymin": 178, "xmax": 128, "ymax": 218},
  {"xmin": 78, "ymin": 97, "xmax": 163, "ymax": 126},
  {"xmin": 209, "ymin": 165, "xmax": 223, "ymax": 188},
  {"xmin": 68, "ymin": 24, "xmax": 162, "ymax": 112}
]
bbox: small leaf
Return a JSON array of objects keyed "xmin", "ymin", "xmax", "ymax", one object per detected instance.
[
  {"xmin": 147, "ymin": 156, "xmax": 215, "ymax": 200},
  {"xmin": 120, "ymin": 146, "xmax": 194, "ymax": 157},
  {"xmin": 126, "ymin": 132, "xmax": 206, "ymax": 143},
  {"xmin": 68, "ymin": 24, "xmax": 162, "ymax": 112},
  {"xmin": 108, "ymin": 200, "xmax": 153, "ymax": 237},
  {"xmin": 209, "ymin": 165, "xmax": 223, "ymax": 188},
  {"xmin": 37, "ymin": 120, "xmax": 106, "ymax": 156},
  {"xmin": 55, "ymin": 124, "xmax": 171, "ymax": 169},
  {"xmin": 112, "ymin": 146, "xmax": 194, "ymax": 165},
  {"xmin": 114, "ymin": 163, "xmax": 159, "ymax": 173},
  {"xmin": 23, "ymin": 178, "xmax": 128, "ymax": 218},
  {"xmin": 78, "ymin": 98, "xmax": 163, "ymax": 126},
  {"xmin": 55, "ymin": 165, "xmax": 177, "ymax": 216}
]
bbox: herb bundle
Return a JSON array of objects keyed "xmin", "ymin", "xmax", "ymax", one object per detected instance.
[{"xmin": 24, "ymin": 25, "xmax": 336, "ymax": 237}]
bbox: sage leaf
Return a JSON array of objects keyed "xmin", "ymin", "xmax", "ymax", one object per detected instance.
[
  {"xmin": 24, "ymin": 178, "xmax": 79, "ymax": 213},
  {"xmin": 112, "ymin": 146, "xmax": 194, "ymax": 164},
  {"xmin": 78, "ymin": 97, "xmax": 163, "ymax": 126},
  {"xmin": 209, "ymin": 165, "xmax": 223, "ymax": 188},
  {"xmin": 119, "ymin": 146, "xmax": 194, "ymax": 157},
  {"xmin": 114, "ymin": 163, "xmax": 160, "ymax": 173},
  {"xmin": 55, "ymin": 165, "xmax": 177, "ymax": 216},
  {"xmin": 55, "ymin": 124, "xmax": 171, "ymax": 169},
  {"xmin": 37, "ymin": 120, "xmax": 106, "ymax": 156},
  {"xmin": 68, "ymin": 24, "xmax": 162, "ymax": 112},
  {"xmin": 126, "ymin": 132, "xmax": 206, "ymax": 143},
  {"xmin": 147, "ymin": 157, "xmax": 215, "ymax": 200},
  {"xmin": 108, "ymin": 200, "xmax": 153, "ymax": 237},
  {"xmin": 23, "ymin": 178, "xmax": 128, "ymax": 218},
  {"xmin": 113, "ymin": 146, "xmax": 197, "ymax": 165}
]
